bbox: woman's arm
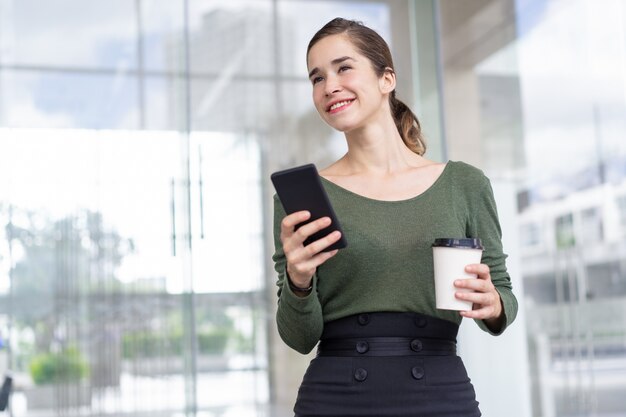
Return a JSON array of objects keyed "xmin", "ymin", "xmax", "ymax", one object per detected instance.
[
  {"xmin": 272, "ymin": 195, "xmax": 340, "ymax": 353},
  {"xmin": 463, "ymin": 175, "xmax": 518, "ymax": 335}
]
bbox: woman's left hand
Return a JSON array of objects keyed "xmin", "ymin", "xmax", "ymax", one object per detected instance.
[{"xmin": 454, "ymin": 263, "xmax": 504, "ymax": 329}]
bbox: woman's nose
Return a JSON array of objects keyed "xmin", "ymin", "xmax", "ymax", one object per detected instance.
[{"xmin": 324, "ymin": 76, "xmax": 341, "ymax": 96}]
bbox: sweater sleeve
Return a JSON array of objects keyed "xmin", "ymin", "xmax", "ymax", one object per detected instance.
[
  {"xmin": 466, "ymin": 175, "xmax": 518, "ymax": 335},
  {"xmin": 272, "ymin": 194, "xmax": 324, "ymax": 354}
]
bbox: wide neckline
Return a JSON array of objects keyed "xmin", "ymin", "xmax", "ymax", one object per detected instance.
[{"xmin": 320, "ymin": 161, "xmax": 452, "ymax": 204}]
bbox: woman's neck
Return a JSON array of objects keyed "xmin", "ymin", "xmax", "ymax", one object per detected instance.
[{"xmin": 340, "ymin": 119, "xmax": 424, "ymax": 176}]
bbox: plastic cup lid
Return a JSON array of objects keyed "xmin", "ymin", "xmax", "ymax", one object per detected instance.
[{"xmin": 432, "ymin": 238, "xmax": 483, "ymax": 250}]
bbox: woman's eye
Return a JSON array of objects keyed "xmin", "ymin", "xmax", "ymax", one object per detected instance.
[
  {"xmin": 312, "ymin": 76, "xmax": 323, "ymax": 84},
  {"xmin": 338, "ymin": 65, "xmax": 351, "ymax": 72}
]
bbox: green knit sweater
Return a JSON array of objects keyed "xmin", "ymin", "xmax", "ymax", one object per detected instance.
[{"xmin": 272, "ymin": 160, "xmax": 518, "ymax": 354}]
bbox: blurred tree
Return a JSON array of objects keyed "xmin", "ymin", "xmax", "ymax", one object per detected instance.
[{"xmin": 5, "ymin": 209, "xmax": 134, "ymax": 352}]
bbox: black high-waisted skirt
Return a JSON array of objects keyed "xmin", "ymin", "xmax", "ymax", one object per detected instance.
[{"xmin": 294, "ymin": 312, "xmax": 481, "ymax": 417}]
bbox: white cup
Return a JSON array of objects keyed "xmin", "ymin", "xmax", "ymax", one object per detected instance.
[{"xmin": 432, "ymin": 238, "xmax": 483, "ymax": 311}]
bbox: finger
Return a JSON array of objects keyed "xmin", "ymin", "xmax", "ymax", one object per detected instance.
[
  {"xmin": 454, "ymin": 278, "xmax": 491, "ymax": 292},
  {"xmin": 281, "ymin": 211, "xmax": 311, "ymax": 235},
  {"xmin": 290, "ymin": 248, "xmax": 339, "ymax": 279},
  {"xmin": 455, "ymin": 290, "xmax": 493, "ymax": 306},
  {"xmin": 310, "ymin": 248, "xmax": 340, "ymax": 267},
  {"xmin": 284, "ymin": 229, "xmax": 340, "ymax": 268},
  {"xmin": 459, "ymin": 306, "xmax": 494, "ymax": 320},
  {"xmin": 293, "ymin": 216, "xmax": 334, "ymax": 242},
  {"xmin": 282, "ymin": 214, "xmax": 327, "ymax": 252},
  {"xmin": 465, "ymin": 263, "xmax": 490, "ymax": 278},
  {"xmin": 303, "ymin": 230, "xmax": 343, "ymax": 256},
  {"xmin": 460, "ymin": 299, "xmax": 501, "ymax": 319}
]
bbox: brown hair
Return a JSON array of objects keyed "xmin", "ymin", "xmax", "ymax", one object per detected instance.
[{"xmin": 307, "ymin": 18, "xmax": 426, "ymax": 156}]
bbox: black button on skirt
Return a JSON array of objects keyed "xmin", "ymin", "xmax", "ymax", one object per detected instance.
[{"xmin": 294, "ymin": 312, "xmax": 481, "ymax": 417}]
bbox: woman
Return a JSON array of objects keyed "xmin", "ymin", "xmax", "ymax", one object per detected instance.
[{"xmin": 272, "ymin": 17, "xmax": 517, "ymax": 416}]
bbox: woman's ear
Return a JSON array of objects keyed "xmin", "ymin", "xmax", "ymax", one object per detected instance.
[{"xmin": 379, "ymin": 67, "xmax": 396, "ymax": 94}]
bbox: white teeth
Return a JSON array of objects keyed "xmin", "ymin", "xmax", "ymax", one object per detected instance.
[{"xmin": 330, "ymin": 100, "xmax": 352, "ymax": 111}]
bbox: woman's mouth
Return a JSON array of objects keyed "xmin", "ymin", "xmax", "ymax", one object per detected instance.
[{"xmin": 327, "ymin": 99, "xmax": 355, "ymax": 114}]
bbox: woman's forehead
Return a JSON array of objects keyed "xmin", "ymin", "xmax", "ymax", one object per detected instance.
[{"xmin": 307, "ymin": 34, "xmax": 360, "ymax": 68}]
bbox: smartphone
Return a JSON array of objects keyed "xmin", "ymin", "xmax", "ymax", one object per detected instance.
[{"xmin": 271, "ymin": 163, "xmax": 347, "ymax": 252}]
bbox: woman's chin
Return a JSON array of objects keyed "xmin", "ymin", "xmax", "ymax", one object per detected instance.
[{"xmin": 325, "ymin": 120, "xmax": 359, "ymax": 133}]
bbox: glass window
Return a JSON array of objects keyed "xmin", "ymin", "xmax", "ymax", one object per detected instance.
[
  {"xmin": 438, "ymin": 0, "xmax": 626, "ymax": 415},
  {"xmin": 617, "ymin": 194, "xmax": 626, "ymax": 232},
  {"xmin": 189, "ymin": 132, "xmax": 264, "ymax": 293},
  {"xmin": 523, "ymin": 273, "xmax": 557, "ymax": 305},
  {"xmin": 277, "ymin": 1, "xmax": 391, "ymax": 78},
  {"xmin": 0, "ymin": 70, "xmax": 140, "ymax": 129},
  {"xmin": 520, "ymin": 222, "xmax": 542, "ymax": 249},
  {"xmin": 0, "ymin": 130, "xmax": 268, "ymax": 415},
  {"xmin": 189, "ymin": 79, "xmax": 275, "ymax": 132},
  {"xmin": 140, "ymin": 0, "xmax": 186, "ymax": 73},
  {"xmin": 581, "ymin": 206, "xmax": 603, "ymax": 243},
  {"xmin": 188, "ymin": 1, "xmax": 274, "ymax": 77},
  {"xmin": 0, "ymin": 0, "xmax": 441, "ymax": 416},
  {"xmin": 0, "ymin": 0, "xmax": 137, "ymax": 69},
  {"xmin": 555, "ymin": 213, "xmax": 576, "ymax": 249}
]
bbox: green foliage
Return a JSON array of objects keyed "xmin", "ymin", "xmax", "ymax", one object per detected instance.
[
  {"xmin": 197, "ymin": 328, "xmax": 231, "ymax": 354},
  {"xmin": 122, "ymin": 308, "xmax": 254, "ymax": 359},
  {"xmin": 231, "ymin": 331, "xmax": 255, "ymax": 354},
  {"xmin": 121, "ymin": 328, "xmax": 247, "ymax": 359},
  {"xmin": 29, "ymin": 347, "xmax": 89, "ymax": 385},
  {"xmin": 9, "ymin": 209, "xmax": 135, "ymax": 328},
  {"xmin": 121, "ymin": 331, "xmax": 183, "ymax": 359}
]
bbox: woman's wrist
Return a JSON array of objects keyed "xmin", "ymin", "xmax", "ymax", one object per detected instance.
[
  {"xmin": 286, "ymin": 265, "xmax": 313, "ymax": 289},
  {"xmin": 288, "ymin": 278, "xmax": 313, "ymax": 293},
  {"xmin": 483, "ymin": 298, "xmax": 505, "ymax": 332},
  {"xmin": 286, "ymin": 270, "xmax": 313, "ymax": 294}
]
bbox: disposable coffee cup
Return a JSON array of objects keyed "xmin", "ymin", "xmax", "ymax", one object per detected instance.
[{"xmin": 432, "ymin": 238, "xmax": 483, "ymax": 311}]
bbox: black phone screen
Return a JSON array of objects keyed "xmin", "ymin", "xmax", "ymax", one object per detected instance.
[{"xmin": 271, "ymin": 163, "xmax": 347, "ymax": 252}]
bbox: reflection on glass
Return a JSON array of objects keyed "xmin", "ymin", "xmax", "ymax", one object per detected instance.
[
  {"xmin": 441, "ymin": 0, "xmax": 626, "ymax": 415},
  {"xmin": 140, "ymin": 0, "xmax": 186, "ymax": 73},
  {"xmin": 278, "ymin": 1, "xmax": 391, "ymax": 77},
  {"xmin": 188, "ymin": 1, "xmax": 273, "ymax": 77},
  {"xmin": 555, "ymin": 214, "xmax": 575, "ymax": 249},
  {"xmin": 0, "ymin": 130, "xmax": 267, "ymax": 416},
  {"xmin": 0, "ymin": 71, "xmax": 139, "ymax": 129},
  {"xmin": 580, "ymin": 207, "xmax": 603, "ymax": 243},
  {"xmin": 0, "ymin": 0, "xmax": 136, "ymax": 69},
  {"xmin": 617, "ymin": 195, "xmax": 626, "ymax": 231},
  {"xmin": 189, "ymin": 80, "xmax": 275, "ymax": 132},
  {"xmin": 189, "ymin": 133, "xmax": 263, "ymax": 293},
  {"xmin": 0, "ymin": 1, "xmax": 418, "ymax": 416}
]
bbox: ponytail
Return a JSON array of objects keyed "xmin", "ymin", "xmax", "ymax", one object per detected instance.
[{"xmin": 390, "ymin": 92, "xmax": 426, "ymax": 156}]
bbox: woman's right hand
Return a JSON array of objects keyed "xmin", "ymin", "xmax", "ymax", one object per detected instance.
[{"xmin": 280, "ymin": 210, "xmax": 342, "ymax": 288}]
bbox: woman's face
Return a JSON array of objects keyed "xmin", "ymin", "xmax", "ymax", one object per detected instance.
[{"xmin": 306, "ymin": 34, "xmax": 394, "ymax": 133}]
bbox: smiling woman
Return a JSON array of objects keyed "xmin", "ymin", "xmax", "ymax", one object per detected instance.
[{"xmin": 271, "ymin": 17, "xmax": 517, "ymax": 417}]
